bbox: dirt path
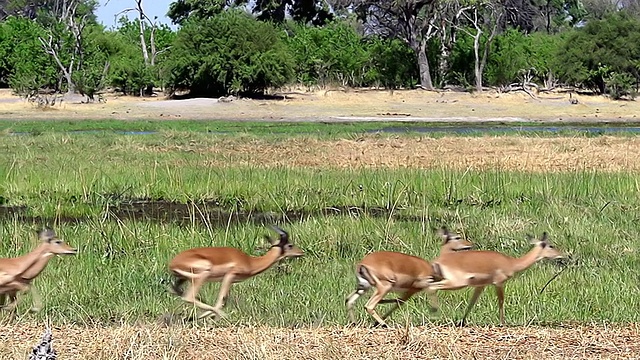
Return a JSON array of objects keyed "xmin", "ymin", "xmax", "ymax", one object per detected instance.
[
  {"xmin": 1, "ymin": 322, "xmax": 637, "ymax": 359},
  {"xmin": 1, "ymin": 88, "xmax": 639, "ymax": 122}
]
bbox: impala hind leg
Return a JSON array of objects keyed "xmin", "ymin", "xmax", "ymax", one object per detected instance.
[
  {"xmin": 459, "ymin": 286, "xmax": 486, "ymax": 327},
  {"xmin": 364, "ymin": 283, "xmax": 393, "ymax": 327},
  {"xmin": 346, "ymin": 282, "xmax": 371, "ymax": 324},
  {"xmin": 496, "ymin": 284, "xmax": 506, "ymax": 325},
  {"xmin": 380, "ymin": 288, "xmax": 420, "ymax": 321}
]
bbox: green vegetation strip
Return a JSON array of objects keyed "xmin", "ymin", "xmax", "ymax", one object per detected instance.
[
  {"xmin": 3, "ymin": 119, "xmax": 640, "ymax": 137},
  {"xmin": 0, "ymin": 131, "xmax": 638, "ymax": 326}
]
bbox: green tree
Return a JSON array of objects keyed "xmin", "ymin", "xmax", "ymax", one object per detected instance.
[
  {"xmin": 556, "ymin": 11, "xmax": 640, "ymax": 98},
  {"xmin": 163, "ymin": 10, "xmax": 294, "ymax": 97}
]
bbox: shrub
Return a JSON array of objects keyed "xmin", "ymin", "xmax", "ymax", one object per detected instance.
[{"xmin": 163, "ymin": 10, "xmax": 294, "ymax": 97}]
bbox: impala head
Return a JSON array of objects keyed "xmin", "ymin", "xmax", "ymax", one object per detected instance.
[
  {"xmin": 528, "ymin": 232, "xmax": 564, "ymax": 261},
  {"xmin": 38, "ymin": 229, "xmax": 77, "ymax": 256},
  {"xmin": 438, "ymin": 226, "xmax": 473, "ymax": 252},
  {"xmin": 268, "ymin": 226, "xmax": 304, "ymax": 259}
]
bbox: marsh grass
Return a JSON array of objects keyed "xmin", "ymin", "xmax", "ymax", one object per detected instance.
[{"xmin": 1, "ymin": 130, "xmax": 639, "ymax": 327}]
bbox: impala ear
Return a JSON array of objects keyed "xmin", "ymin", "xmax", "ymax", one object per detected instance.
[
  {"xmin": 526, "ymin": 234, "xmax": 536, "ymax": 245},
  {"xmin": 438, "ymin": 226, "xmax": 450, "ymax": 244},
  {"xmin": 38, "ymin": 229, "xmax": 57, "ymax": 242},
  {"xmin": 271, "ymin": 225, "xmax": 289, "ymax": 245},
  {"xmin": 541, "ymin": 232, "xmax": 548, "ymax": 243}
]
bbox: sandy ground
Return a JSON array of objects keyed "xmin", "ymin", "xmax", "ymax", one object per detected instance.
[
  {"xmin": 1, "ymin": 88, "xmax": 639, "ymax": 122},
  {"xmin": 1, "ymin": 323, "xmax": 638, "ymax": 359}
]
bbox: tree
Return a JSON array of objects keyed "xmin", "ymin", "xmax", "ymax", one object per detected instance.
[
  {"xmin": 334, "ymin": 0, "xmax": 439, "ymax": 90},
  {"xmin": 167, "ymin": 0, "xmax": 231, "ymax": 25},
  {"xmin": 556, "ymin": 11, "xmax": 640, "ymax": 98},
  {"xmin": 451, "ymin": 0, "xmax": 504, "ymax": 92},
  {"xmin": 163, "ymin": 10, "xmax": 294, "ymax": 97}
]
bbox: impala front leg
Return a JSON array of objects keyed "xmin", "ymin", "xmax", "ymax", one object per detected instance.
[
  {"xmin": 199, "ymin": 273, "xmax": 235, "ymax": 320},
  {"xmin": 29, "ymin": 285, "xmax": 43, "ymax": 313}
]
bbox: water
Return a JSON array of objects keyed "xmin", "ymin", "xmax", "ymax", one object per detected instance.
[
  {"xmin": 8, "ymin": 125, "xmax": 640, "ymax": 136},
  {"xmin": 367, "ymin": 126, "xmax": 640, "ymax": 134}
]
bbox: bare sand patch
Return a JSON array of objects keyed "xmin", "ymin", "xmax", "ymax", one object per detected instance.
[
  {"xmin": 136, "ymin": 136, "xmax": 640, "ymax": 172},
  {"xmin": 1, "ymin": 323, "xmax": 637, "ymax": 359},
  {"xmin": 0, "ymin": 88, "xmax": 639, "ymax": 122}
]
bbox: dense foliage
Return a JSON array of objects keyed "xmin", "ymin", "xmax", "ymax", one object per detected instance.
[{"xmin": 0, "ymin": 0, "xmax": 639, "ymax": 97}]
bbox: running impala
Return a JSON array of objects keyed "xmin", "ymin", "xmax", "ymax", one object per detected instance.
[
  {"xmin": 431, "ymin": 232, "xmax": 565, "ymax": 326},
  {"xmin": 0, "ymin": 229, "xmax": 77, "ymax": 313},
  {"xmin": 345, "ymin": 227, "xmax": 473, "ymax": 327},
  {"xmin": 168, "ymin": 226, "xmax": 304, "ymax": 320}
]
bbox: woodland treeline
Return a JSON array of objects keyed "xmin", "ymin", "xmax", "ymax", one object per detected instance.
[{"xmin": 0, "ymin": 0, "xmax": 639, "ymax": 100}]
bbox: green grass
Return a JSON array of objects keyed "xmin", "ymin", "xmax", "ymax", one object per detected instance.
[
  {"xmin": 2, "ymin": 119, "xmax": 640, "ymax": 137},
  {"xmin": 1, "ymin": 128, "xmax": 639, "ymax": 326}
]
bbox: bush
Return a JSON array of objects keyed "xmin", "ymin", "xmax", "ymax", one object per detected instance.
[
  {"xmin": 163, "ymin": 10, "xmax": 294, "ymax": 97},
  {"xmin": 556, "ymin": 12, "xmax": 640, "ymax": 95},
  {"xmin": 0, "ymin": 17, "xmax": 58, "ymax": 92},
  {"xmin": 486, "ymin": 29, "xmax": 564, "ymax": 87}
]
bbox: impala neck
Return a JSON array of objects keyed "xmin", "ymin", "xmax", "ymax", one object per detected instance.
[
  {"xmin": 16, "ymin": 243, "xmax": 54, "ymax": 281},
  {"xmin": 510, "ymin": 244, "xmax": 543, "ymax": 273},
  {"xmin": 248, "ymin": 245, "xmax": 283, "ymax": 276}
]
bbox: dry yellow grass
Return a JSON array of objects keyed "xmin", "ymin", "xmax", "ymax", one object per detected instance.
[
  {"xmin": 1, "ymin": 322, "xmax": 638, "ymax": 359},
  {"xmin": 136, "ymin": 136, "xmax": 640, "ymax": 172},
  {"xmin": 1, "ymin": 88, "xmax": 639, "ymax": 122}
]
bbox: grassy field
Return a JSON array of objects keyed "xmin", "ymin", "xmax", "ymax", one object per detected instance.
[{"xmin": 2, "ymin": 121, "xmax": 640, "ymax": 358}]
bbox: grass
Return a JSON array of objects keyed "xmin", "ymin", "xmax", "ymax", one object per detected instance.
[
  {"xmin": 2, "ymin": 118, "xmax": 640, "ymax": 137},
  {"xmin": 1, "ymin": 125, "xmax": 640, "ymax": 328}
]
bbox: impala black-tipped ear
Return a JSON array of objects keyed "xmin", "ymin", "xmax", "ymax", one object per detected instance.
[
  {"xmin": 438, "ymin": 226, "xmax": 450, "ymax": 244},
  {"xmin": 541, "ymin": 232, "xmax": 548, "ymax": 242},
  {"xmin": 271, "ymin": 225, "xmax": 289, "ymax": 244},
  {"xmin": 38, "ymin": 228, "xmax": 57, "ymax": 242},
  {"xmin": 526, "ymin": 234, "xmax": 536, "ymax": 244}
]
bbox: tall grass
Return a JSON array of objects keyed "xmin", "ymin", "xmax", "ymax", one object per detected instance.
[{"xmin": 1, "ymin": 132, "xmax": 639, "ymax": 326}]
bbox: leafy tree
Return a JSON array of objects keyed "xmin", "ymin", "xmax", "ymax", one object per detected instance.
[
  {"xmin": 486, "ymin": 29, "xmax": 564, "ymax": 86},
  {"xmin": 167, "ymin": 0, "xmax": 231, "ymax": 25},
  {"xmin": 0, "ymin": 16, "xmax": 57, "ymax": 92},
  {"xmin": 556, "ymin": 12, "xmax": 640, "ymax": 98},
  {"xmin": 332, "ymin": 0, "xmax": 440, "ymax": 90},
  {"xmin": 163, "ymin": 10, "xmax": 294, "ymax": 97},
  {"xmin": 284, "ymin": 21, "xmax": 370, "ymax": 86}
]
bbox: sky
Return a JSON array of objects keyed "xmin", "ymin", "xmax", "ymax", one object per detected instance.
[{"xmin": 95, "ymin": 0, "xmax": 175, "ymax": 29}]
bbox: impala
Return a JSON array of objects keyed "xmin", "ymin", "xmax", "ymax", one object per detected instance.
[
  {"xmin": 345, "ymin": 227, "xmax": 472, "ymax": 327},
  {"xmin": 431, "ymin": 232, "xmax": 565, "ymax": 326},
  {"xmin": 168, "ymin": 226, "xmax": 304, "ymax": 320},
  {"xmin": 0, "ymin": 229, "xmax": 77, "ymax": 313}
]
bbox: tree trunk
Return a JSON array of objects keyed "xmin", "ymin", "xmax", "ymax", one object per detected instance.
[
  {"xmin": 138, "ymin": 1, "xmax": 149, "ymax": 65},
  {"xmin": 473, "ymin": 32, "xmax": 482, "ymax": 92},
  {"xmin": 417, "ymin": 39, "xmax": 434, "ymax": 90}
]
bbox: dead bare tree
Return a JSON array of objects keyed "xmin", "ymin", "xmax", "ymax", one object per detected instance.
[
  {"xmin": 449, "ymin": 0, "xmax": 504, "ymax": 92},
  {"xmin": 112, "ymin": 0, "xmax": 163, "ymax": 66},
  {"xmin": 38, "ymin": 0, "xmax": 89, "ymax": 93}
]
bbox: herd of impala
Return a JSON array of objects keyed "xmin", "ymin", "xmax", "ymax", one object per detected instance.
[{"xmin": 0, "ymin": 225, "xmax": 565, "ymax": 326}]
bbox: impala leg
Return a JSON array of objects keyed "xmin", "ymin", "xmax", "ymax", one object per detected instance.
[
  {"xmin": 181, "ymin": 275, "xmax": 219, "ymax": 319},
  {"xmin": 496, "ymin": 284, "xmax": 505, "ymax": 325},
  {"xmin": 199, "ymin": 273, "xmax": 235, "ymax": 320},
  {"xmin": 346, "ymin": 285, "xmax": 369, "ymax": 324},
  {"xmin": 29, "ymin": 285, "xmax": 42, "ymax": 313},
  {"xmin": 459, "ymin": 286, "xmax": 485, "ymax": 327},
  {"xmin": 380, "ymin": 288, "xmax": 419, "ymax": 320},
  {"xmin": 424, "ymin": 288, "xmax": 440, "ymax": 313},
  {"xmin": 364, "ymin": 284, "xmax": 392, "ymax": 327}
]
